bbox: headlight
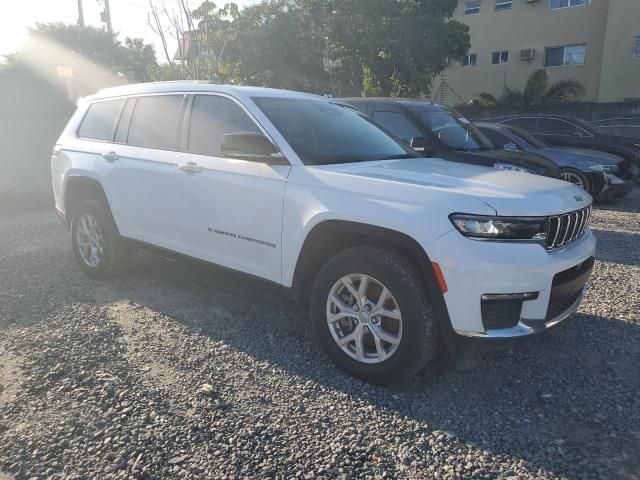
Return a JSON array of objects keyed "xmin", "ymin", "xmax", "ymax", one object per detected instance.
[
  {"xmin": 493, "ymin": 162, "xmax": 535, "ymax": 174},
  {"xmin": 589, "ymin": 164, "xmax": 619, "ymax": 174},
  {"xmin": 449, "ymin": 214, "xmax": 547, "ymax": 241}
]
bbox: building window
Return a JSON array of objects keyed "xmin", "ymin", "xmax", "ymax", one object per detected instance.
[
  {"xmin": 495, "ymin": 0, "xmax": 512, "ymax": 11},
  {"xmin": 634, "ymin": 36, "xmax": 640, "ymax": 60},
  {"xmin": 464, "ymin": 0, "xmax": 481, "ymax": 15},
  {"xmin": 550, "ymin": 0, "xmax": 590, "ymax": 10},
  {"xmin": 545, "ymin": 44, "xmax": 586, "ymax": 66},
  {"xmin": 462, "ymin": 54, "xmax": 477, "ymax": 66},
  {"xmin": 492, "ymin": 51, "xmax": 509, "ymax": 65}
]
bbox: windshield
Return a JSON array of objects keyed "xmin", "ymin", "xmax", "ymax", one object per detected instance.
[
  {"xmin": 410, "ymin": 106, "xmax": 494, "ymax": 151},
  {"xmin": 506, "ymin": 125, "xmax": 549, "ymax": 149},
  {"xmin": 252, "ymin": 97, "xmax": 417, "ymax": 165}
]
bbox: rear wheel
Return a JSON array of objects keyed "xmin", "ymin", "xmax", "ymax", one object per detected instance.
[
  {"xmin": 311, "ymin": 246, "xmax": 439, "ymax": 384},
  {"xmin": 71, "ymin": 199, "xmax": 131, "ymax": 278},
  {"xmin": 560, "ymin": 168, "xmax": 591, "ymax": 194}
]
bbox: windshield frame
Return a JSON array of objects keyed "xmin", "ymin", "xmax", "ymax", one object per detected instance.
[{"xmin": 251, "ymin": 96, "xmax": 420, "ymax": 166}]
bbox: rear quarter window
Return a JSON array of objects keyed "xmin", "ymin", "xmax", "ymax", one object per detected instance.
[{"xmin": 77, "ymin": 99, "xmax": 124, "ymax": 141}]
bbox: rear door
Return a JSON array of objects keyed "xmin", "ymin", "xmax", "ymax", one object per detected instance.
[
  {"xmin": 94, "ymin": 93, "xmax": 188, "ymax": 248},
  {"xmin": 171, "ymin": 93, "xmax": 290, "ymax": 283}
]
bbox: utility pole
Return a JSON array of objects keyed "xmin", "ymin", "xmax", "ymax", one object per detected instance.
[
  {"xmin": 77, "ymin": 0, "xmax": 85, "ymax": 27},
  {"xmin": 100, "ymin": 0, "xmax": 113, "ymax": 34}
]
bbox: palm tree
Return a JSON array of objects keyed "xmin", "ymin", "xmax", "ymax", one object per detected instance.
[{"xmin": 472, "ymin": 69, "xmax": 586, "ymax": 106}]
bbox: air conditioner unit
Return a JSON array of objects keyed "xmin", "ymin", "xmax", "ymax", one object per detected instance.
[{"xmin": 520, "ymin": 48, "xmax": 536, "ymax": 61}]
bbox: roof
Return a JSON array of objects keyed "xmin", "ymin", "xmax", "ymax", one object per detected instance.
[
  {"xmin": 173, "ymin": 31, "xmax": 198, "ymax": 61},
  {"xmin": 85, "ymin": 82, "xmax": 324, "ymax": 102},
  {"xmin": 339, "ymin": 97, "xmax": 441, "ymax": 107}
]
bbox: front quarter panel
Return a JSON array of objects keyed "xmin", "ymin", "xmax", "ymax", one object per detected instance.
[{"xmin": 281, "ymin": 164, "xmax": 496, "ymax": 287}]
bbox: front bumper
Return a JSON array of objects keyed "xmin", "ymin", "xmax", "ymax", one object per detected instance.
[
  {"xmin": 596, "ymin": 173, "xmax": 636, "ymax": 201},
  {"xmin": 426, "ymin": 228, "xmax": 596, "ymax": 339}
]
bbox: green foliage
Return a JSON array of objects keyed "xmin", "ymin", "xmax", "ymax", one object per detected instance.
[
  {"xmin": 474, "ymin": 69, "xmax": 586, "ymax": 107},
  {"xmin": 187, "ymin": 0, "xmax": 469, "ymax": 96},
  {"xmin": 2, "ymin": 23, "xmax": 157, "ymax": 83}
]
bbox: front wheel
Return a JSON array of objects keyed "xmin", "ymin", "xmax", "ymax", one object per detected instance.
[
  {"xmin": 560, "ymin": 168, "xmax": 592, "ymax": 194},
  {"xmin": 311, "ymin": 246, "xmax": 439, "ymax": 384},
  {"xmin": 71, "ymin": 199, "xmax": 131, "ymax": 279}
]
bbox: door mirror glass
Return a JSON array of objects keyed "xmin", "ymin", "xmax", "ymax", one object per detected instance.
[
  {"xmin": 220, "ymin": 132, "xmax": 285, "ymax": 164},
  {"xmin": 504, "ymin": 142, "xmax": 519, "ymax": 151}
]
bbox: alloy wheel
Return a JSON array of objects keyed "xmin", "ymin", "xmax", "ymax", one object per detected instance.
[
  {"xmin": 560, "ymin": 171, "xmax": 586, "ymax": 190},
  {"xmin": 75, "ymin": 213, "xmax": 104, "ymax": 267},
  {"xmin": 326, "ymin": 274, "xmax": 403, "ymax": 364}
]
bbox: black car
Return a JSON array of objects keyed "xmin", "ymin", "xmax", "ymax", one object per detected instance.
[
  {"xmin": 485, "ymin": 114, "xmax": 640, "ymax": 171},
  {"xmin": 340, "ymin": 98, "xmax": 560, "ymax": 178}
]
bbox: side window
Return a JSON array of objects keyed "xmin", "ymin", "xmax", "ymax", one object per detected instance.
[
  {"xmin": 114, "ymin": 98, "xmax": 135, "ymax": 144},
  {"xmin": 127, "ymin": 95, "xmax": 184, "ymax": 150},
  {"xmin": 480, "ymin": 128, "xmax": 512, "ymax": 148},
  {"xmin": 538, "ymin": 118, "xmax": 578, "ymax": 135},
  {"xmin": 188, "ymin": 95, "xmax": 261, "ymax": 157},
  {"xmin": 502, "ymin": 117, "xmax": 538, "ymax": 132},
  {"xmin": 372, "ymin": 111, "xmax": 422, "ymax": 143},
  {"xmin": 77, "ymin": 99, "xmax": 124, "ymax": 141}
]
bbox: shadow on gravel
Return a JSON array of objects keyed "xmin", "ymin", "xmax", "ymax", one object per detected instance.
[
  {"xmin": 595, "ymin": 188, "xmax": 640, "ymax": 214},
  {"xmin": 104, "ymin": 251, "xmax": 640, "ymax": 479},
  {"xmin": 593, "ymin": 229, "xmax": 640, "ymax": 266}
]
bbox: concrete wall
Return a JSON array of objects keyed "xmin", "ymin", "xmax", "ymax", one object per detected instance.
[
  {"xmin": 440, "ymin": 0, "xmax": 640, "ymax": 104},
  {"xmin": 598, "ymin": 0, "xmax": 640, "ymax": 102},
  {"xmin": 0, "ymin": 73, "xmax": 74, "ymax": 207}
]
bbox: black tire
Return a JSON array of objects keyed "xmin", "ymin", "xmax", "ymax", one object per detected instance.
[
  {"xmin": 560, "ymin": 168, "xmax": 592, "ymax": 194},
  {"xmin": 70, "ymin": 199, "xmax": 131, "ymax": 279},
  {"xmin": 310, "ymin": 245, "xmax": 439, "ymax": 384}
]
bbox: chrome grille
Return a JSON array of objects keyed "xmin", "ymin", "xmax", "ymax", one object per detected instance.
[{"xmin": 546, "ymin": 206, "xmax": 591, "ymax": 250}]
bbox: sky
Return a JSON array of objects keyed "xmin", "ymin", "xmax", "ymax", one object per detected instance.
[{"xmin": 0, "ymin": 0, "xmax": 257, "ymax": 62}]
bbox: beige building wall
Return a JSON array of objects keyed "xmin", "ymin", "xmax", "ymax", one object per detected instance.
[
  {"xmin": 439, "ymin": 0, "xmax": 639, "ymax": 105},
  {"xmin": 598, "ymin": 0, "xmax": 640, "ymax": 102}
]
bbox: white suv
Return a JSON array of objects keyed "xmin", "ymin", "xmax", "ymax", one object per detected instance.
[{"xmin": 52, "ymin": 82, "xmax": 596, "ymax": 383}]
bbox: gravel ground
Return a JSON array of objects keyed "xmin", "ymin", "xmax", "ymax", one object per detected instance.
[{"xmin": 0, "ymin": 190, "xmax": 639, "ymax": 480}]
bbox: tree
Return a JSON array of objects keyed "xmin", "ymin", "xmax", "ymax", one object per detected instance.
[
  {"xmin": 473, "ymin": 69, "xmax": 586, "ymax": 106},
  {"xmin": 319, "ymin": 0, "xmax": 470, "ymax": 96},
  {"xmin": 146, "ymin": 0, "xmax": 469, "ymax": 95},
  {"xmin": 225, "ymin": 1, "xmax": 332, "ymax": 93},
  {"xmin": 148, "ymin": 0, "xmax": 238, "ymax": 81}
]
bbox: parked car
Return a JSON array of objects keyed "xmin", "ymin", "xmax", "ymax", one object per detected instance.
[
  {"xmin": 476, "ymin": 122, "xmax": 636, "ymax": 201},
  {"xmin": 52, "ymin": 83, "xmax": 595, "ymax": 384},
  {"xmin": 485, "ymin": 114, "xmax": 640, "ymax": 171},
  {"xmin": 339, "ymin": 98, "xmax": 561, "ymax": 178}
]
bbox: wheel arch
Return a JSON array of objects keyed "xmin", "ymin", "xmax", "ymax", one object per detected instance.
[
  {"xmin": 291, "ymin": 220, "xmax": 457, "ymax": 351},
  {"xmin": 63, "ymin": 175, "xmax": 117, "ymax": 231}
]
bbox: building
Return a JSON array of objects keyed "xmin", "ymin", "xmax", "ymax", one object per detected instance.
[{"xmin": 437, "ymin": 0, "xmax": 640, "ymax": 105}]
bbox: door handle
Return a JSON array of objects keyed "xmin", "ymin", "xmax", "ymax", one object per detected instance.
[
  {"xmin": 178, "ymin": 162, "xmax": 203, "ymax": 174},
  {"xmin": 101, "ymin": 151, "xmax": 120, "ymax": 162}
]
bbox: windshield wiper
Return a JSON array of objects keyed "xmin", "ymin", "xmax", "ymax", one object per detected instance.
[{"xmin": 379, "ymin": 153, "xmax": 421, "ymax": 160}]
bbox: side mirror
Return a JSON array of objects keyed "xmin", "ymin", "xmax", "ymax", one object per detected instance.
[
  {"xmin": 504, "ymin": 142, "xmax": 519, "ymax": 151},
  {"xmin": 572, "ymin": 131, "xmax": 584, "ymax": 138},
  {"xmin": 410, "ymin": 136, "xmax": 433, "ymax": 156},
  {"xmin": 221, "ymin": 132, "xmax": 286, "ymax": 164}
]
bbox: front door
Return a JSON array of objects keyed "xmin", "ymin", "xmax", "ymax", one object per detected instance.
[{"xmin": 172, "ymin": 94, "xmax": 290, "ymax": 284}]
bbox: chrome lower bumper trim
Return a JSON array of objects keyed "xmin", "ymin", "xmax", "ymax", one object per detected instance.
[{"xmin": 455, "ymin": 286, "xmax": 587, "ymax": 339}]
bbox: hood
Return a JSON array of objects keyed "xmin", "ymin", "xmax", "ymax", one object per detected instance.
[
  {"xmin": 471, "ymin": 148, "xmax": 561, "ymax": 178},
  {"xmin": 315, "ymin": 158, "xmax": 591, "ymax": 216},
  {"xmin": 539, "ymin": 147, "xmax": 622, "ymax": 166}
]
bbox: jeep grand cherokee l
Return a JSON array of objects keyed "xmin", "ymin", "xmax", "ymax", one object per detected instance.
[{"xmin": 52, "ymin": 83, "xmax": 596, "ymax": 384}]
